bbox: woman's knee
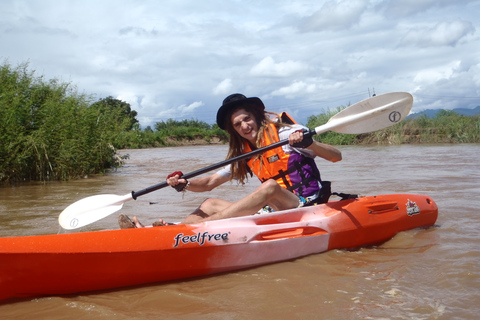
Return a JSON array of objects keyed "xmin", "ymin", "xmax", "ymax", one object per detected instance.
[
  {"xmin": 257, "ymin": 179, "xmax": 283, "ymax": 197},
  {"xmin": 262, "ymin": 179, "xmax": 282, "ymax": 190},
  {"xmin": 199, "ymin": 198, "xmax": 215, "ymax": 211},
  {"xmin": 199, "ymin": 198, "xmax": 231, "ymax": 213}
]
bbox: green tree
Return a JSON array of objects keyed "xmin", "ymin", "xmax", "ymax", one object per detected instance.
[{"xmin": 91, "ymin": 96, "xmax": 138, "ymax": 130}]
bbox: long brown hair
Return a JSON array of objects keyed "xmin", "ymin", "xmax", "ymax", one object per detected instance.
[{"xmin": 223, "ymin": 104, "xmax": 288, "ymax": 184}]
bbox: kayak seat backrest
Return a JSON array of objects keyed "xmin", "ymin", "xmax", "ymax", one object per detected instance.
[{"xmin": 308, "ymin": 180, "xmax": 359, "ymax": 206}]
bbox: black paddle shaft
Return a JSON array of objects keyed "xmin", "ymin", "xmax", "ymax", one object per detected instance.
[{"xmin": 131, "ymin": 128, "xmax": 316, "ymax": 199}]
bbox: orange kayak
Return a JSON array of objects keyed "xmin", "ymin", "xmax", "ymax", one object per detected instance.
[{"xmin": 0, "ymin": 193, "xmax": 437, "ymax": 301}]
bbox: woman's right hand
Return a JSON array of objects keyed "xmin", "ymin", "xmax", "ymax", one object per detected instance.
[{"xmin": 166, "ymin": 171, "xmax": 189, "ymax": 192}]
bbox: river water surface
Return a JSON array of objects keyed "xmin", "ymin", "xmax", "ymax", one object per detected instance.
[{"xmin": 1, "ymin": 144, "xmax": 479, "ymax": 319}]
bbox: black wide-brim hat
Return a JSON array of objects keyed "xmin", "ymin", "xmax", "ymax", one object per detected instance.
[{"xmin": 216, "ymin": 93, "xmax": 265, "ymax": 130}]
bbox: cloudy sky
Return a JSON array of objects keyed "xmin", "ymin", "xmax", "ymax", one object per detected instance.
[{"xmin": 1, "ymin": 0, "xmax": 479, "ymax": 127}]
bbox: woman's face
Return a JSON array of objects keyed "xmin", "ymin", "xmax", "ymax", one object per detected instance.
[{"xmin": 230, "ymin": 108, "xmax": 258, "ymax": 144}]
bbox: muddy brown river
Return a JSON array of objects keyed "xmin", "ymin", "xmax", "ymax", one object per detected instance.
[{"xmin": 1, "ymin": 144, "xmax": 479, "ymax": 319}]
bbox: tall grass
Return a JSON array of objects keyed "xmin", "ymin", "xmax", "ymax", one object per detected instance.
[
  {"xmin": 306, "ymin": 105, "xmax": 480, "ymax": 145},
  {"xmin": 368, "ymin": 111, "xmax": 480, "ymax": 144},
  {"xmin": 0, "ymin": 62, "xmax": 130, "ymax": 183}
]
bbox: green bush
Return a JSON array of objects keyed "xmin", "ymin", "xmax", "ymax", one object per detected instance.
[
  {"xmin": 0, "ymin": 62, "xmax": 131, "ymax": 182},
  {"xmin": 371, "ymin": 111, "xmax": 480, "ymax": 144},
  {"xmin": 152, "ymin": 119, "xmax": 228, "ymax": 143}
]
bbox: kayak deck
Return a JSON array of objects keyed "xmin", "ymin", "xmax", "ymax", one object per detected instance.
[{"xmin": 0, "ymin": 193, "xmax": 438, "ymax": 301}]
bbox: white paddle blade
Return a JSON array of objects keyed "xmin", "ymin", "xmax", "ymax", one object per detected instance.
[
  {"xmin": 58, "ymin": 193, "xmax": 133, "ymax": 230},
  {"xmin": 316, "ymin": 92, "xmax": 413, "ymax": 135}
]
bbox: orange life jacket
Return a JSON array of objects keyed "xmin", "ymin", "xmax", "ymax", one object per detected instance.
[{"xmin": 243, "ymin": 113, "xmax": 321, "ymax": 197}]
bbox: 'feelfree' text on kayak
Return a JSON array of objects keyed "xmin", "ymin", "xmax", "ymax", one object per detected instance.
[{"xmin": 173, "ymin": 231, "xmax": 230, "ymax": 247}]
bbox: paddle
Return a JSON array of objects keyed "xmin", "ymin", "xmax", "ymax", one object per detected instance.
[{"xmin": 59, "ymin": 92, "xmax": 413, "ymax": 230}]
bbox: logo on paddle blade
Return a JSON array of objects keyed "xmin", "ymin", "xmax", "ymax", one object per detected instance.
[
  {"xmin": 406, "ymin": 199, "xmax": 420, "ymax": 216},
  {"xmin": 389, "ymin": 111, "xmax": 402, "ymax": 123},
  {"xmin": 70, "ymin": 218, "xmax": 79, "ymax": 228}
]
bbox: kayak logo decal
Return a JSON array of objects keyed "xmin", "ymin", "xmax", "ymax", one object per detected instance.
[
  {"xmin": 389, "ymin": 111, "xmax": 402, "ymax": 123},
  {"xmin": 173, "ymin": 231, "xmax": 230, "ymax": 247},
  {"xmin": 406, "ymin": 199, "xmax": 420, "ymax": 216}
]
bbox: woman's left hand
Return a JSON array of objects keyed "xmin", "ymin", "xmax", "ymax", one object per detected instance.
[{"xmin": 289, "ymin": 129, "xmax": 313, "ymax": 148}]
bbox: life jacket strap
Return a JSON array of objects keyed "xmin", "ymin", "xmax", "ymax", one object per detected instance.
[{"xmin": 260, "ymin": 158, "xmax": 319, "ymax": 196}]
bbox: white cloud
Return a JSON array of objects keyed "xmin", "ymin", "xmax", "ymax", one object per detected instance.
[
  {"xmin": 213, "ymin": 79, "xmax": 233, "ymax": 95},
  {"xmin": 179, "ymin": 101, "xmax": 204, "ymax": 113},
  {"xmin": 413, "ymin": 60, "xmax": 461, "ymax": 84},
  {"xmin": 299, "ymin": 0, "xmax": 369, "ymax": 32},
  {"xmin": 271, "ymin": 80, "xmax": 317, "ymax": 98},
  {"xmin": 116, "ymin": 92, "xmax": 142, "ymax": 110},
  {"xmin": 401, "ymin": 20, "xmax": 475, "ymax": 47},
  {"xmin": 378, "ymin": 0, "xmax": 476, "ymax": 18},
  {"xmin": 250, "ymin": 57, "xmax": 308, "ymax": 77}
]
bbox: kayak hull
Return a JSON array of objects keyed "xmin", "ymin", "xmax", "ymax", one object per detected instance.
[{"xmin": 0, "ymin": 194, "xmax": 438, "ymax": 301}]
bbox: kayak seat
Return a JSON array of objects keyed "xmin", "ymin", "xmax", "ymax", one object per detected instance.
[{"xmin": 308, "ymin": 181, "xmax": 359, "ymax": 206}]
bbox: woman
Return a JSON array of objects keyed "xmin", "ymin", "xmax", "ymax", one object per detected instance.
[{"xmin": 119, "ymin": 94, "xmax": 341, "ymax": 228}]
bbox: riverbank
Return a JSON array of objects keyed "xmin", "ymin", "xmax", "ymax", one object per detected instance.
[
  {"xmin": 158, "ymin": 129, "xmax": 479, "ymax": 147},
  {"xmin": 161, "ymin": 135, "xmax": 227, "ymax": 146},
  {"xmin": 158, "ymin": 113, "xmax": 480, "ymax": 147}
]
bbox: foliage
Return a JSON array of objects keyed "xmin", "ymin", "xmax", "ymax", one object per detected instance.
[
  {"xmin": 154, "ymin": 118, "xmax": 210, "ymax": 131},
  {"xmin": 153, "ymin": 119, "xmax": 227, "ymax": 142},
  {"xmin": 366, "ymin": 111, "xmax": 480, "ymax": 144},
  {"xmin": 91, "ymin": 96, "xmax": 139, "ymax": 130},
  {"xmin": 306, "ymin": 105, "xmax": 480, "ymax": 145},
  {"xmin": 0, "ymin": 62, "xmax": 131, "ymax": 183}
]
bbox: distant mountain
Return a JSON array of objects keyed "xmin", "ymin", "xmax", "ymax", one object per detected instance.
[{"xmin": 408, "ymin": 105, "xmax": 480, "ymax": 118}]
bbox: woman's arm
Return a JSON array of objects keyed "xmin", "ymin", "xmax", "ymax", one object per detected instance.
[
  {"xmin": 306, "ymin": 141, "xmax": 342, "ymax": 162},
  {"xmin": 288, "ymin": 129, "xmax": 342, "ymax": 162},
  {"xmin": 167, "ymin": 172, "xmax": 230, "ymax": 192}
]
